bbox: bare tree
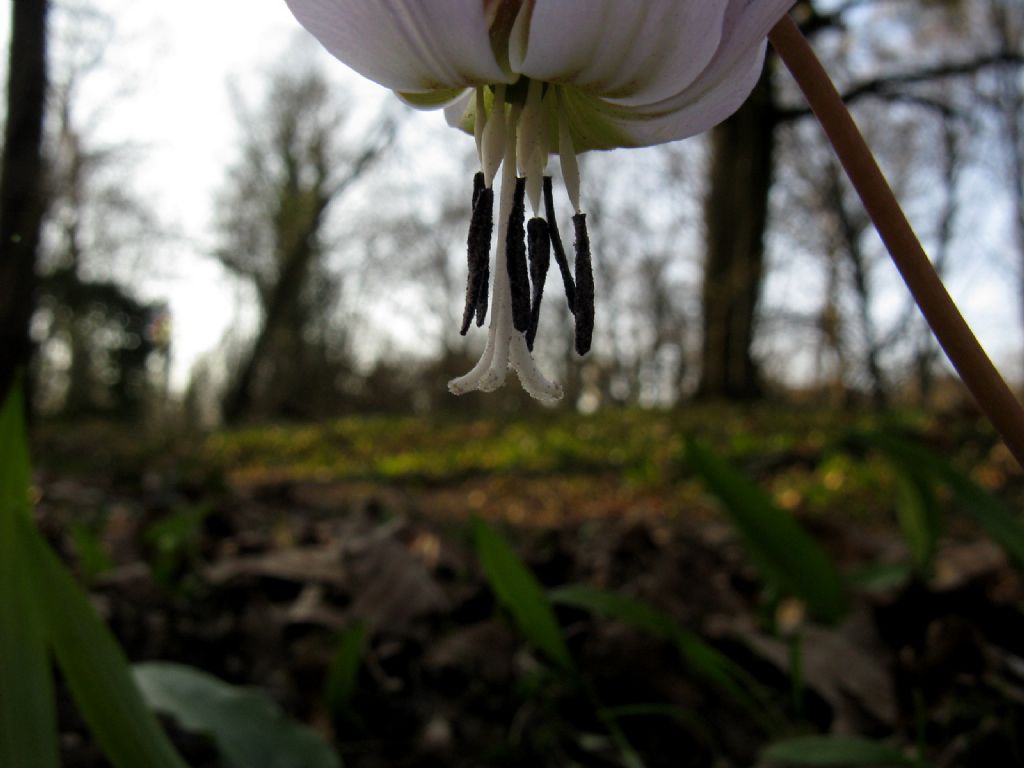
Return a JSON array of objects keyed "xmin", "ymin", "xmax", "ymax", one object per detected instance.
[
  {"xmin": 985, "ymin": 1, "xmax": 1024, "ymax": 380},
  {"xmin": 697, "ymin": 67, "xmax": 775, "ymax": 401},
  {"xmin": 216, "ymin": 66, "xmax": 395, "ymax": 422},
  {"xmin": 30, "ymin": 3, "xmax": 169, "ymax": 419},
  {"xmin": 697, "ymin": 0, "xmax": 1023, "ymax": 402}
]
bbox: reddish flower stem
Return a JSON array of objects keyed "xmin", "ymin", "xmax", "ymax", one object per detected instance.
[{"xmin": 769, "ymin": 16, "xmax": 1024, "ymax": 469}]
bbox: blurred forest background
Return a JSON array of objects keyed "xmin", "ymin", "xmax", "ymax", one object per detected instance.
[
  {"xmin": 4, "ymin": 0, "xmax": 1024, "ymax": 424},
  {"xmin": 5, "ymin": 1, "xmax": 1024, "ymax": 767}
]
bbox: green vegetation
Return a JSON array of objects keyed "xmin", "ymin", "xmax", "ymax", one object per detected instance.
[
  {"xmin": 15, "ymin": 403, "xmax": 1024, "ymax": 767},
  {"xmin": 197, "ymin": 406, "xmax": 1015, "ymax": 529}
]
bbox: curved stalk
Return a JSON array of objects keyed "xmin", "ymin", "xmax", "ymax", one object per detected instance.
[{"xmin": 769, "ymin": 16, "xmax": 1024, "ymax": 469}]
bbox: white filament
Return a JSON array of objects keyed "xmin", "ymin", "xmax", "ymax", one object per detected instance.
[
  {"xmin": 557, "ymin": 90, "xmax": 581, "ymax": 214},
  {"xmin": 517, "ymin": 78, "xmax": 547, "ymax": 217},
  {"xmin": 481, "ymin": 85, "xmax": 507, "ymax": 188},
  {"xmin": 474, "ymin": 87, "xmax": 486, "ymax": 162}
]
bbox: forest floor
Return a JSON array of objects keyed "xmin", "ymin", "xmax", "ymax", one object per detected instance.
[{"xmin": 31, "ymin": 404, "xmax": 1024, "ymax": 767}]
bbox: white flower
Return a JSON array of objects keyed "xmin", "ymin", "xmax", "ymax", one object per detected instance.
[{"xmin": 284, "ymin": 0, "xmax": 796, "ymax": 402}]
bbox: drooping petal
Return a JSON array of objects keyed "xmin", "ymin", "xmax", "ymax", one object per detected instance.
[
  {"xmin": 557, "ymin": 0, "xmax": 796, "ymax": 151},
  {"xmin": 557, "ymin": 46, "xmax": 764, "ymax": 152},
  {"xmin": 444, "ymin": 0, "xmax": 797, "ymax": 152},
  {"xmin": 284, "ymin": 0, "xmax": 511, "ymax": 93},
  {"xmin": 511, "ymin": 0, "xmax": 729, "ymax": 107},
  {"xmin": 400, "ymin": 88, "xmax": 473, "ymax": 110},
  {"xmin": 643, "ymin": 0, "xmax": 796, "ymax": 115},
  {"xmin": 444, "ymin": 89, "xmax": 477, "ymax": 134}
]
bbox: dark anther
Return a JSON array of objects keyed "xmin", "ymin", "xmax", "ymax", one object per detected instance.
[
  {"xmin": 461, "ymin": 181, "xmax": 494, "ymax": 335},
  {"xmin": 572, "ymin": 213, "xmax": 594, "ymax": 356},
  {"xmin": 543, "ymin": 176, "xmax": 576, "ymax": 314},
  {"xmin": 475, "ymin": 254, "xmax": 489, "ymax": 328},
  {"xmin": 472, "ymin": 171, "xmax": 485, "ymax": 209},
  {"xmin": 473, "ymin": 173, "xmax": 492, "ymax": 328},
  {"xmin": 506, "ymin": 178, "xmax": 531, "ymax": 334},
  {"xmin": 473, "ymin": 252, "xmax": 489, "ymax": 327},
  {"xmin": 526, "ymin": 217, "xmax": 551, "ymax": 351}
]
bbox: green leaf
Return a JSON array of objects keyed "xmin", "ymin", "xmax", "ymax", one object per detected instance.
[
  {"xmin": 145, "ymin": 503, "xmax": 209, "ymax": 585},
  {"xmin": 761, "ymin": 735, "xmax": 916, "ymax": 766},
  {"xmin": 20, "ymin": 519, "xmax": 187, "ymax": 768},
  {"xmin": 872, "ymin": 434, "xmax": 1024, "ymax": 570},
  {"xmin": 473, "ymin": 517, "xmax": 574, "ymax": 672},
  {"xmin": 845, "ymin": 562, "xmax": 912, "ymax": 593},
  {"xmin": 550, "ymin": 585, "xmax": 747, "ymax": 700},
  {"xmin": 134, "ymin": 662, "xmax": 341, "ymax": 768},
  {"xmin": 892, "ymin": 469, "xmax": 941, "ymax": 573},
  {"xmin": 71, "ymin": 522, "xmax": 116, "ymax": 580},
  {"xmin": 685, "ymin": 439, "xmax": 848, "ymax": 624},
  {"xmin": 325, "ymin": 621, "xmax": 367, "ymax": 718},
  {"xmin": 0, "ymin": 383, "xmax": 59, "ymax": 768}
]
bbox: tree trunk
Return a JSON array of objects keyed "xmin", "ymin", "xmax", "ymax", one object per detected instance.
[
  {"xmin": 1005, "ymin": 73, "xmax": 1024, "ymax": 393},
  {"xmin": 221, "ymin": 204, "xmax": 327, "ymax": 423},
  {"xmin": 697, "ymin": 68, "xmax": 776, "ymax": 401},
  {"xmin": 0, "ymin": 0, "xmax": 49, "ymax": 407}
]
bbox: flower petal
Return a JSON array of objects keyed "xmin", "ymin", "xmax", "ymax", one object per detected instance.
[
  {"xmin": 444, "ymin": 90, "xmax": 477, "ymax": 132},
  {"xmin": 399, "ymin": 87, "xmax": 470, "ymax": 110},
  {"xmin": 511, "ymin": 0, "xmax": 729, "ymax": 107},
  {"xmin": 558, "ymin": 0, "xmax": 796, "ymax": 151},
  {"xmin": 284, "ymin": 0, "xmax": 511, "ymax": 92},
  {"xmin": 559, "ymin": 46, "xmax": 764, "ymax": 151}
]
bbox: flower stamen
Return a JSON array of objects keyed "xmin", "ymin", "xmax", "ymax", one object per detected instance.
[
  {"xmin": 557, "ymin": 92, "xmax": 581, "ymax": 214},
  {"xmin": 506, "ymin": 177, "xmax": 531, "ymax": 333},
  {"xmin": 471, "ymin": 171, "xmax": 492, "ymax": 326},
  {"xmin": 474, "ymin": 87, "xmax": 486, "ymax": 160},
  {"xmin": 526, "ymin": 215, "xmax": 550, "ymax": 351},
  {"xmin": 572, "ymin": 213, "xmax": 594, "ymax": 355},
  {"xmin": 472, "ymin": 169, "xmax": 485, "ymax": 208},
  {"xmin": 543, "ymin": 175, "xmax": 576, "ymax": 314},
  {"xmin": 481, "ymin": 84, "xmax": 507, "ymax": 187},
  {"xmin": 518, "ymin": 78, "xmax": 546, "ymax": 216},
  {"xmin": 450, "ymin": 97, "xmax": 563, "ymax": 403},
  {"xmin": 461, "ymin": 171, "xmax": 494, "ymax": 334},
  {"xmin": 554, "ymin": 90, "xmax": 593, "ymax": 356}
]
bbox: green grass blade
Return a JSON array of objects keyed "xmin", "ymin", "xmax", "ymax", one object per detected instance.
[
  {"xmin": 549, "ymin": 585, "xmax": 764, "ymax": 715},
  {"xmin": 0, "ymin": 383, "xmax": 59, "ymax": 768},
  {"xmin": 134, "ymin": 662, "xmax": 341, "ymax": 768},
  {"xmin": 20, "ymin": 519, "xmax": 188, "ymax": 768},
  {"xmin": 892, "ymin": 470, "xmax": 941, "ymax": 573},
  {"xmin": 71, "ymin": 522, "xmax": 116, "ymax": 580},
  {"xmin": 761, "ymin": 735, "xmax": 917, "ymax": 766},
  {"xmin": 872, "ymin": 433, "xmax": 1024, "ymax": 569},
  {"xmin": 685, "ymin": 439, "xmax": 848, "ymax": 624},
  {"xmin": 473, "ymin": 517, "xmax": 574, "ymax": 672},
  {"xmin": 845, "ymin": 561, "xmax": 912, "ymax": 592},
  {"xmin": 325, "ymin": 621, "xmax": 367, "ymax": 719}
]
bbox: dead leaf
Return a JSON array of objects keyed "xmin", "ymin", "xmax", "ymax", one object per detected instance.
[
  {"xmin": 739, "ymin": 614, "xmax": 897, "ymax": 731},
  {"xmin": 348, "ymin": 537, "xmax": 450, "ymax": 632},
  {"xmin": 204, "ymin": 544, "xmax": 347, "ymax": 588}
]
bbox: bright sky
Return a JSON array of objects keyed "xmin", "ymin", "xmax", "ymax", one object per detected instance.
[
  {"xmin": 2, "ymin": 2, "xmax": 1021, "ymax": 391},
  {"xmin": 2, "ymin": 0, "xmax": 414, "ymax": 388},
  {"xmin": 60, "ymin": 0, "xmax": 388, "ymax": 388}
]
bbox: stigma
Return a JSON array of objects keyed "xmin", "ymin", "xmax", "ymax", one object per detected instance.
[{"xmin": 448, "ymin": 79, "xmax": 593, "ymax": 402}]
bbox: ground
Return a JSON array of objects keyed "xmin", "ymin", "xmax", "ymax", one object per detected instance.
[{"xmin": 30, "ymin": 404, "xmax": 1024, "ymax": 767}]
